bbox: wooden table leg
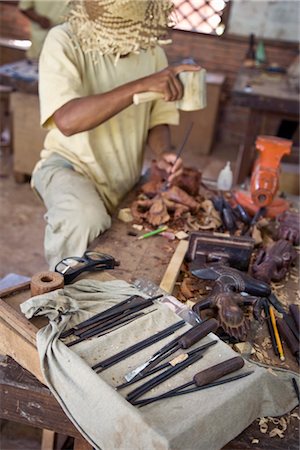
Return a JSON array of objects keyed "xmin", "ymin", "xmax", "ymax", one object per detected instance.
[
  {"xmin": 41, "ymin": 429, "xmax": 56, "ymax": 450},
  {"xmin": 73, "ymin": 436, "xmax": 93, "ymax": 450}
]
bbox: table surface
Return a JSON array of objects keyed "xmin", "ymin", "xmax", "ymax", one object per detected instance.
[{"xmin": 1, "ymin": 188, "xmax": 299, "ymax": 449}]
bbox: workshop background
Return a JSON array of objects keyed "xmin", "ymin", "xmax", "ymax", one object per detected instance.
[{"xmin": 0, "ymin": 0, "xmax": 299, "ymax": 449}]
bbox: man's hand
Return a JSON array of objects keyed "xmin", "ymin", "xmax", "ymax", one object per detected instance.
[
  {"xmin": 156, "ymin": 151, "xmax": 183, "ymax": 185},
  {"xmin": 137, "ymin": 63, "xmax": 201, "ymax": 102}
]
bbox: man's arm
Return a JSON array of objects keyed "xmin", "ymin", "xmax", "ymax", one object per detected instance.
[
  {"xmin": 20, "ymin": 7, "xmax": 51, "ymax": 29},
  {"xmin": 53, "ymin": 63, "xmax": 200, "ymax": 137}
]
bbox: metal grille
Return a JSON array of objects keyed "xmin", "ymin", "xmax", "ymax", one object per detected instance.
[{"xmin": 172, "ymin": 0, "xmax": 229, "ymax": 35}]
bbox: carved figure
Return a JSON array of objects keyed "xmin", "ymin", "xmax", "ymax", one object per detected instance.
[
  {"xmin": 252, "ymin": 239, "xmax": 297, "ymax": 284},
  {"xmin": 276, "ymin": 211, "xmax": 300, "ymax": 245}
]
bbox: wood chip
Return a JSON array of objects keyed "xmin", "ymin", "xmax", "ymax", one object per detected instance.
[
  {"xmin": 117, "ymin": 208, "xmax": 133, "ymax": 222},
  {"xmin": 169, "ymin": 353, "xmax": 189, "ymax": 366},
  {"xmin": 175, "ymin": 231, "xmax": 188, "ymax": 240},
  {"xmin": 269, "ymin": 428, "xmax": 284, "ymax": 438},
  {"xmin": 251, "ymin": 438, "xmax": 259, "ymax": 444}
]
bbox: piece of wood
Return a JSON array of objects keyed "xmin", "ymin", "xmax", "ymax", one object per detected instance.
[
  {"xmin": 41, "ymin": 429, "xmax": 56, "ymax": 450},
  {"xmin": 159, "ymin": 240, "xmax": 189, "ymax": 294},
  {"xmin": 73, "ymin": 437, "xmax": 93, "ymax": 450},
  {"xmin": 0, "ymin": 318, "xmax": 44, "ymax": 384},
  {"xmin": 0, "ymin": 298, "xmax": 37, "ymax": 346}
]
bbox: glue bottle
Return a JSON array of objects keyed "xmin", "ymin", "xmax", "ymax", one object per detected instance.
[{"xmin": 217, "ymin": 161, "xmax": 233, "ymax": 191}]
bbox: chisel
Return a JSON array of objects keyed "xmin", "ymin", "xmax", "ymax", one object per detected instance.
[
  {"xmin": 92, "ymin": 319, "xmax": 185, "ymax": 372},
  {"xmin": 131, "ymin": 356, "xmax": 245, "ymax": 406},
  {"xmin": 125, "ymin": 318, "xmax": 219, "ymax": 382}
]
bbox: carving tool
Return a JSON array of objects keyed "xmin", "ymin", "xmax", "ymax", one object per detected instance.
[
  {"xmin": 269, "ymin": 306, "xmax": 285, "ymax": 361},
  {"xmin": 135, "ymin": 370, "xmax": 253, "ymax": 407},
  {"xmin": 124, "ymin": 318, "xmax": 219, "ymax": 382},
  {"xmin": 277, "ymin": 318, "xmax": 300, "ymax": 365},
  {"xmin": 160, "ymin": 121, "xmax": 193, "ymax": 192},
  {"xmin": 127, "ymin": 355, "xmax": 245, "ymax": 404},
  {"xmin": 289, "ymin": 304, "xmax": 300, "ymax": 334},
  {"xmin": 60, "ymin": 294, "xmax": 162, "ymax": 339},
  {"xmin": 67, "ymin": 310, "xmax": 156, "ymax": 347},
  {"xmin": 126, "ymin": 348, "xmax": 206, "ymax": 403},
  {"xmin": 116, "ymin": 340, "xmax": 218, "ymax": 390},
  {"xmin": 92, "ymin": 320, "xmax": 186, "ymax": 372}
]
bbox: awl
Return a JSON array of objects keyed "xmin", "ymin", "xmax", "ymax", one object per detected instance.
[{"xmin": 125, "ymin": 318, "xmax": 219, "ymax": 382}]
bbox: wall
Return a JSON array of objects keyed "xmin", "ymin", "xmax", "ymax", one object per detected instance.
[
  {"xmin": 0, "ymin": 1, "xmax": 298, "ymax": 155},
  {"xmin": 228, "ymin": 0, "xmax": 299, "ymax": 43}
]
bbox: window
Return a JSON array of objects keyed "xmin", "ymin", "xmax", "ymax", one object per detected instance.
[{"xmin": 172, "ymin": 0, "xmax": 230, "ymax": 36}]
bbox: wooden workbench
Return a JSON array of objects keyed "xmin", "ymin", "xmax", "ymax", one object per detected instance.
[
  {"xmin": 232, "ymin": 67, "xmax": 299, "ymax": 184},
  {"xmin": 0, "ymin": 194, "xmax": 299, "ymax": 449}
]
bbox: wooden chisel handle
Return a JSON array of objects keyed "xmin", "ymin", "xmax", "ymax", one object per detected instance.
[
  {"xmin": 289, "ymin": 304, "xmax": 300, "ymax": 333},
  {"xmin": 133, "ymin": 92, "xmax": 164, "ymax": 104},
  {"xmin": 179, "ymin": 318, "xmax": 219, "ymax": 349},
  {"xmin": 277, "ymin": 318, "xmax": 299, "ymax": 357},
  {"xmin": 193, "ymin": 356, "xmax": 245, "ymax": 387}
]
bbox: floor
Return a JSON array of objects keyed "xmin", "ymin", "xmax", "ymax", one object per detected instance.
[{"xmin": 0, "ymin": 141, "xmax": 299, "ymax": 450}]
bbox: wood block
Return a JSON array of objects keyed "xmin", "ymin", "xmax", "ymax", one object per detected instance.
[{"xmin": 159, "ymin": 240, "xmax": 188, "ymax": 294}]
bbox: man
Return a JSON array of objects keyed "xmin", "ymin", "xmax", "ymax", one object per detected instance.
[
  {"xmin": 32, "ymin": 0, "xmax": 200, "ymax": 270},
  {"xmin": 19, "ymin": 0, "xmax": 69, "ymax": 59}
]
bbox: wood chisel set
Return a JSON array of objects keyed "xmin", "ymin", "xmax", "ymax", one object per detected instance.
[{"xmin": 60, "ymin": 293, "xmax": 254, "ymax": 407}]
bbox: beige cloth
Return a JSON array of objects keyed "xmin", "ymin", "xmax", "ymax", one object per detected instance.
[
  {"xmin": 35, "ymin": 23, "xmax": 179, "ymax": 212},
  {"xmin": 19, "ymin": 0, "xmax": 69, "ymax": 59},
  {"xmin": 21, "ymin": 279, "xmax": 299, "ymax": 450}
]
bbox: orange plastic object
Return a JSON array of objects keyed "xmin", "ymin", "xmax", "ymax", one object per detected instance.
[{"xmin": 235, "ymin": 136, "xmax": 292, "ymax": 217}]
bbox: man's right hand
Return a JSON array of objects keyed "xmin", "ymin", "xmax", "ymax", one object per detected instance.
[{"xmin": 137, "ymin": 63, "xmax": 201, "ymax": 102}]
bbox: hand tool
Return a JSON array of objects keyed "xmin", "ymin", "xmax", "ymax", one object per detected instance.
[
  {"xmin": 186, "ymin": 231, "xmax": 255, "ymax": 272},
  {"xmin": 160, "ymin": 121, "xmax": 194, "ymax": 192},
  {"xmin": 267, "ymin": 293, "xmax": 299, "ymax": 341},
  {"xmin": 235, "ymin": 136, "xmax": 292, "ymax": 219},
  {"xmin": 138, "ymin": 226, "xmax": 167, "ymax": 240},
  {"xmin": 92, "ymin": 319, "xmax": 186, "ymax": 372},
  {"xmin": 60, "ymin": 294, "xmax": 162, "ymax": 339},
  {"xmin": 277, "ymin": 318, "xmax": 300, "ymax": 365},
  {"xmin": 124, "ymin": 318, "xmax": 219, "ymax": 382},
  {"xmin": 116, "ymin": 340, "xmax": 218, "ymax": 390},
  {"xmin": 67, "ymin": 310, "xmax": 156, "ymax": 347},
  {"xmin": 127, "ymin": 355, "xmax": 245, "ymax": 404},
  {"xmin": 191, "ymin": 264, "xmax": 271, "ymax": 298},
  {"xmin": 134, "ymin": 370, "xmax": 254, "ymax": 407},
  {"xmin": 289, "ymin": 304, "xmax": 300, "ymax": 333},
  {"xmin": 292, "ymin": 378, "xmax": 300, "ymax": 403},
  {"xmin": 133, "ymin": 65, "xmax": 207, "ymax": 112},
  {"xmin": 126, "ymin": 347, "xmax": 206, "ymax": 403},
  {"xmin": 55, "ymin": 250, "xmax": 120, "ymax": 284}
]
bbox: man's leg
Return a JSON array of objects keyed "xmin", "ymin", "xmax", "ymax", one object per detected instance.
[{"xmin": 32, "ymin": 154, "xmax": 111, "ymax": 270}]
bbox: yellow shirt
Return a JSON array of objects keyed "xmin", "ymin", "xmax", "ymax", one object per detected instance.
[
  {"xmin": 37, "ymin": 23, "xmax": 179, "ymax": 212},
  {"xmin": 19, "ymin": 0, "xmax": 69, "ymax": 59}
]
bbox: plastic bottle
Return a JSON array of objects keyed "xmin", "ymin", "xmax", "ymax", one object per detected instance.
[{"xmin": 217, "ymin": 161, "xmax": 233, "ymax": 191}]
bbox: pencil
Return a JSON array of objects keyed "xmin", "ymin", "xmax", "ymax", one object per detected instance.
[
  {"xmin": 263, "ymin": 300, "xmax": 279, "ymax": 357},
  {"xmin": 138, "ymin": 226, "xmax": 168, "ymax": 240},
  {"xmin": 269, "ymin": 305, "xmax": 285, "ymax": 362}
]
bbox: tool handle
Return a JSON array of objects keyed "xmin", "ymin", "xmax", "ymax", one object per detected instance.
[
  {"xmin": 289, "ymin": 304, "xmax": 300, "ymax": 332},
  {"xmin": 193, "ymin": 356, "xmax": 245, "ymax": 387},
  {"xmin": 133, "ymin": 92, "xmax": 164, "ymax": 105},
  {"xmin": 178, "ymin": 318, "xmax": 219, "ymax": 349},
  {"xmin": 277, "ymin": 318, "xmax": 299, "ymax": 356}
]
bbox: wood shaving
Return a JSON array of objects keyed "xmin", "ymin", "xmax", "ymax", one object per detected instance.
[
  {"xmin": 251, "ymin": 438, "xmax": 259, "ymax": 444},
  {"xmin": 169, "ymin": 353, "xmax": 188, "ymax": 366},
  {"xmin": 269, "ymin": 428, "xmax": 285, "ymax": 438}
]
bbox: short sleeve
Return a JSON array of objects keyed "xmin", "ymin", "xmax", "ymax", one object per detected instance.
[
  {"xmin": 149, "ymin": 46, "xmax": 179, "ymax": 129},
  {"xmin": 38, "ymin": 25, "xmax": 83, "ymax": 129}
]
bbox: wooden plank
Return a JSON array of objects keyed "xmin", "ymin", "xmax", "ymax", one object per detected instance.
[
  {"xmin": 0, "ymin": 298, "xmax": 38, "ymax": 346},
  {"xmin": 0, "ymin": 319, "xmax": 44, "ymax": 384},
  {"xmin": 41, "ymin": 430, "xmax": 55, "ymax": 450},
  {"xmin": 159, "ymin": 240, "xmax": 188, "ymax": 294}
]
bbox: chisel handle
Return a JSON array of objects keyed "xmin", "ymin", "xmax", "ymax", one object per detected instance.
[
  {"xmin": 133, "ymin": 92, "xmax": 164, "ymax": 105},
  {"xmin": 277, "ymin": 318, "xmax": 299, "ymax": 358},
  {"xmin": 289, "ymin": 304, "xmax": 300, "ymax": 333},
  {"xmin": 193, "ymin": 356, "xmax": 245, "ymax": 387},
  {"xmin": 178, "ymin": 318, "xmax": 219, "ymax": 349}
]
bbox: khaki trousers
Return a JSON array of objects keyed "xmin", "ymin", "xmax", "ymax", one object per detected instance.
[{"xmin": 32, "ymin": 153, "xmax": 111, "ymax": 270}]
